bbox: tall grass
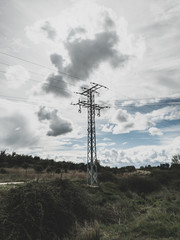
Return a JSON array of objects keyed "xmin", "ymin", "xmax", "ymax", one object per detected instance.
[
  {"xmin": 0, "ymin": 167, "xmax": 86, "ymax": 183},
  {"xmin": 75, "ymin": 221, "xmax": 100, "ymax": 240}
]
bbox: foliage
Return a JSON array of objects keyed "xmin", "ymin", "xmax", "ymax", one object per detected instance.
[
  {"xmin": 0, "ymin": 151, "xmax": 87, "ymax": 173},
  {"xmin": 98, "ymin": 171, "xmax": 117, "ymax": 182},
  {"xmin": 118, "ymin": 175, "xmax": 161, "ymax": 194},
  {"xmin": 171, "ymin": 154, "xmax": 180, "ymax": 165},
  {"xmin": 0, "ymin": 151, "xmax": 137, "ymax": 175},
  {"xmin": 1, "ymin": 151, "xmax": 180, "ymax": 239},
  {"xmin": 0, "ymin": 168, "xmax": 8, "ymax": 174},
  {"xmin": 0, "ymin": 180, "xmax": 94, "ymax": 240}
]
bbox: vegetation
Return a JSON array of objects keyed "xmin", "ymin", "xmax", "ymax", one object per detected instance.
[
  {"xmin": 171, "ymin": 154, "xmax": 180, "ymax": 165},
  {"xmin": 0, "ymin": 152, "xmax": 180, "ymax": 239}
]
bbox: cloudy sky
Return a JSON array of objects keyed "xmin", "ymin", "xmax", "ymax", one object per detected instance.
[{"xmin": 0, "ymin": 0, "xmax": 180, "ymax": 167}]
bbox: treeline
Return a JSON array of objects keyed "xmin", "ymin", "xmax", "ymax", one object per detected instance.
[
  {"xmin": 0, "ymin": 151, "xmax": 180, "ymax": 175},
  {"xmin": 0, "ymin": 151, "xmax": 87, "ymax": 173},
  {"xmin": 0, "ymin": 151, "xmax": 137, "ymax": 174}
]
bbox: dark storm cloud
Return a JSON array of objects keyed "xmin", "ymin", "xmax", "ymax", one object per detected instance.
[
  {"xmin": 37, "ymin": 107, "xmax": 73, "ymax": 136},
  {"xmin": 42, "ymin": 17, "xmax": 129, "ymax": 97},
  {"xmin": 124, "ymin": 122, "xmax": 134, "ymax": 129},
  {"xmin": 47, "ymin": 117, "xmax": 72, "ymax": 136},
  {"xmin": 37, "ymin": 106, "xmax": 51, "ymax": 121},
  {"xmin": 104, "ymin": 15, "xmax": 115, "ymax": 30},
  {"xmin": 42, "ymin": 73, "xmax": 71, "ymax": 97},
  {"xmin": 41, "ymin": 21, "xmax": 57, "ymax": 40},
  {"xmin": 50, "ymin": 54, "xmax": 64, "ymax": 71},
  {"xmin": 64, "ymin": 30, "xmax": 128, "ymax": 79}
]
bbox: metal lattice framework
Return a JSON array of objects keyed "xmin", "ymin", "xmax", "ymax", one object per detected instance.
[{"xmin": 73, "ymin": 82, "xmax": 109, "ymax": 186}]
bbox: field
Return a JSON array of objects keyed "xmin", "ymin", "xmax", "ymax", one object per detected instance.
[{"xmin": 0, "ymin": 163, "xmax": 180, "ymax": 240}]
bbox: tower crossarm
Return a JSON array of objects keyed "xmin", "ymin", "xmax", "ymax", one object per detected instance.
[{"xmin": 75, "ymin": 82, "xmax": 108, "ymax": 97}]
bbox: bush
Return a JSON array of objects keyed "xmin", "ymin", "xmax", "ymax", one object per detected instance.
[
  {"xmin": 128, "ymin": 176, "xmax": 161, "ymax": 194},
  {"xmin": 34, "ymin": 165, "xmax": 43, "ymax": 173},
  {"xmin": 98, "ymin": 171, "xmax": 117, "ymax": 182},
  {"xmin": 0, "ymin": 168, "xmax": 8, "ymax": 174},
  {"xmin": 136, "ymin": 221, "xmax": 178, "ymax": 238},
  {"xmin": 119, "ymin": 176, "xmax": 161, "ymax": 194},
  {"xmin": 152, "ymin": 169, "xmax": 179, "ymax": 185},
  {"xmin": 0, "ymin": 180, "xmax": 94, "ymax": 240}
]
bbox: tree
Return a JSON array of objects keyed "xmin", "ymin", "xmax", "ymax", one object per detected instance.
[{"xmin": 171, "ymin": 154, "xmax": 180, "ymax": 165}]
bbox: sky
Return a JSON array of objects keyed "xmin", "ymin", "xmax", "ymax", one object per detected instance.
[{"xmin": 0, "ymin": 0, "xmax": 180, "ymax": 167}]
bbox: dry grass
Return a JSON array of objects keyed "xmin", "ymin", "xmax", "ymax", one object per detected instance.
[
  {"xmin": 75, "ymin": 221, "xmax": 100, "ymax": 240},
  {"xmin": 0, "ymin": 168, "xmax": 86, "ymax": 183},
  {"xmin": 117, "ymin": 169, "xmax": 151, "ymax": 178},
  {"xmin": 62, "ymin": 170, "xmax": 86, "ymax": 180}
]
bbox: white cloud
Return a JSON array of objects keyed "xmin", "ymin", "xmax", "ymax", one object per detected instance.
[
  {"xmin": 111, "ymin": 109, "xmax": 152, "ymax": 134},
  {"xmin": 102, "ymin": 105, "xmax": 180, "ymax": 135},
  {"xmin": 98, "ymin": 136, "xmax": 180, "ymax": 167},
  {"xmin": 149, "ymin": 127, "xmax": 163, "ymax": 136},
  {"xmin": 4, "ymin": 65, "xmax": 30, "ymax": 88},
  {"xmin": 0, "ymin": 99, "xmax": 39, "ymax": 149},
  {"xmin": 103, "ymin": 137, "xmax": 111, "ymax": 141},
  {"xmin": 73, "ymin": 144, "xmax": 86, "ymax": 150},
  {"xmin": 97, "ymin": 142, "xmax": 115, "ymax": 147},
  {"xmin": 147, "ymin": 106, "xmax": 180, "ymax": 122},
  {"xmin": 101, "ymin": 124, "xmax": 114, "ymax": 133}
]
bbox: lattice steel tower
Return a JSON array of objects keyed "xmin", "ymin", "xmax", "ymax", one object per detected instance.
[{"xmin": 73, "ymin": 82, "xmax": 109, "ymax": 186}]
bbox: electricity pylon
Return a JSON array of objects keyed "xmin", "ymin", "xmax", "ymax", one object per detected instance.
[{"xmin": 73, "ymin": 82, "xmax": 109, "ymax": 186}]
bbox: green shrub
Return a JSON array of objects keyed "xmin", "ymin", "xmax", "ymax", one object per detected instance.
[
  {"xmin": 75, "ymin": 221, "xmax": 100, "ymax": 240},
  {"xmin": 136, "ymin": 221, "xmax": 178, "ymax": 238},
  {"xmin": 0, "ymin": 180, "xmax": 94, "ymax": 240},
  {"xmin": 34, "ymin": 165, "xmax": 43, "ymax": 173},
  {"xmin": 119, "ymin": 175, "xmax": 161, "ymax": 194},
  {"xmin": 128, "ymin": 176, "xmax": 161, "ymax": 194},
  {"xmin": 0, "ymin": 168, "xmax": 8, "ymax": 174},
  {"xmin": 118, "ymin": 177, "xmax": 129, "ymax": 192},
  {"xmin": 98, "ymin": 171, "xmax": 117, "ymax": 182}
]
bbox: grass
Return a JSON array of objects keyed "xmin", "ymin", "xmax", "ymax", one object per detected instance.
[
  {"xmin": 98, "ymin": 187, "xmax": 180, "ymax": 240},
  {"xmin": 0, "ymin": 167, "xmax": 86, "ymax": 183},
  {"xmin": 0, "ymin": 167, "xmax": 180, "ymax": 239},
  {"xmin": 75, "ymin": 221, "xmax": 100, "ymax": 240}
]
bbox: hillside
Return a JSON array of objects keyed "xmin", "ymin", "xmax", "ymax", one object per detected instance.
[{"xmin": 0, "ymin": 153, "xmax": 180, "ymax": 239}]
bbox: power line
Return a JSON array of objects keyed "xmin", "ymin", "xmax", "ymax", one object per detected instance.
[
  {"xmin": 0, "ymin": 70, "xmax": 73, "ymax": 93},
  {"xmin": 0, "ymin": 61, "xmax": 48, "ymax": 77},
  {"xmin": 0, "ymin": 59, "xmax": 78, "ymax": 88},
  {"xmin": 1, "ymin": 68, "xmax": 179, "ymax": 108},
  {"xmin": 0, "ymin": 51, "xmax": 83, "ymax": 81},
  {"xmin": 106, "ymin": 88, "xmax": 180, "ymax": 130},
  {"xmin": 1, "ymin": 66, "xmax": 179, "ymax": 108},
  {"xmin": 0, "ymin": 94, "xmax": 68, "ymax": 110},
  {"xmin": 115, "ymin": 102, "xmax": 180, "ymax": 108}
]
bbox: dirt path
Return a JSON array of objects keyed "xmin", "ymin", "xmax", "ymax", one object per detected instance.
[{"xmin": 0, "ymin": 182, "xmax": 24, "ymax": 185}]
